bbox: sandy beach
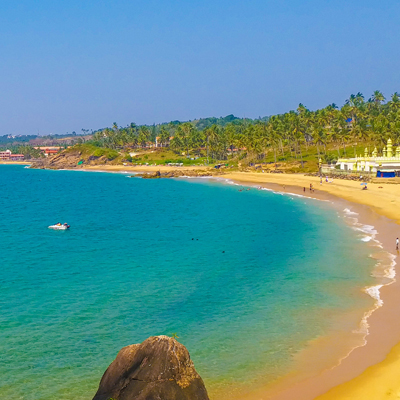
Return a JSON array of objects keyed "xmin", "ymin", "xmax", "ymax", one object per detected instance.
[
  {"xmin": 220, "ymin": 172, "xmax": 400, "ymax": 400},
  {"xmin": 80, "ymin": 166, "xmax": 400, "ymax": 400}
]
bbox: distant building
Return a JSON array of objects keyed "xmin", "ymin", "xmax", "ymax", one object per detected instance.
[
  {"xmin": 337, "ymin": 139, "xmax": 400, "ymax": 177},
  {"xmin": 34, "ymin": 146, "xmax": 61, "ymax": 156},
  {"xmin": 10, "ymin": 154, "xmax": 25, "ymax": 161},
  {"xmin": 154, "ymin": 136, "xmax": 174, "ymax": 148},
  {"xmin": 0, "ymin": 150, "xmax": 24, "ymax": 161},
  {"xmin": 0, "ymin": 150, "xmax": 12, "ymax": 160}
]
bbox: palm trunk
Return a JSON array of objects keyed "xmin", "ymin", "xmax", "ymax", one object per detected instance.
[{"xmin": 298, "ymin": 142, "xmax": 304, "ymax": 167}]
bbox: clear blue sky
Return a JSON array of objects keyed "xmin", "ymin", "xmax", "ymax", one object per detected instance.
[{"xmin": 1, "ymin": 0, "xmax": 399, "ymax": 135}]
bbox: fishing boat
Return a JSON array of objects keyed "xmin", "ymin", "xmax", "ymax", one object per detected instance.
[{"xmin": 48, "ymin": 223, "xmax": 70, "ymax": 230}]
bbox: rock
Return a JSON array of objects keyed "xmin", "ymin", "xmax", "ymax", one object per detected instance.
[
  {"xmin": 92, "ymin": 336, "xmax": 210, "ymax": 400},
  {"xmin": 137, "ymin": 169, "xmax": 225, "ymax": 179}
]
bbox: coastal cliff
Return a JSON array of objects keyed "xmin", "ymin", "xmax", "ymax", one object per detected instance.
[
  {"xmin": 92, "ymin": 336, "xmax": 210, "ymax": 400},
  {"xmin": 29, "ymin": 147, "xmax": 121, "ymax": 169},
  {"xmin": 28, "ymin": 146, "xmax": 225, "ymax": 177}
]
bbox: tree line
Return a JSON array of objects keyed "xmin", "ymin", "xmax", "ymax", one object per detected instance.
[{"xmin": 85, "ymin": 90, "xmax": 400, "ymax": 163}]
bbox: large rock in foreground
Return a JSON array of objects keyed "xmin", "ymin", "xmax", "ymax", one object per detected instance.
[{"xmin": 93, "ymin": 336, "xmax": 210, "ymax": 400}]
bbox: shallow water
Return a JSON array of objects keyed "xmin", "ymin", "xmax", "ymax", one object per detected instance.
[{"xmin": 0, "ymin": 166, "xmax": 377, "ymax": 399}]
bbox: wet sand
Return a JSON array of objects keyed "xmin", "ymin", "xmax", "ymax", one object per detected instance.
[{"xmin": 220, "ymin": 173, "xmax": 400, "ymax": 400}]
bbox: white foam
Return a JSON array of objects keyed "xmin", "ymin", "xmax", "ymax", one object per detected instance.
[
  {"xmin": 361, "ymin": 236, "xmax": 373, "ymax": 242},
  {"xmin": 343, "ymin": 208, "xmax": 359, "ymax": 216}
]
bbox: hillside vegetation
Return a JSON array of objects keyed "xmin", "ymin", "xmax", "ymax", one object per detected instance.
[
  {"xmin": 84, "ymin": 91, "xmax": 400, "ymax": 171},
  {"xmin": 25, "ymin": 90, "xmax": 400, "ymax": 172}
]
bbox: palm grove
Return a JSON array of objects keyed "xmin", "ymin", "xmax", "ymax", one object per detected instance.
[{"xmin": 78, "ymin": 90, "xmax": 400, "ymax": 166}]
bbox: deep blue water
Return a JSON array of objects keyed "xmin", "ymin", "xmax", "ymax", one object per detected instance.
[{"xmin": 0, "ymin": 166, "xmax": 376, "ymax": 399}]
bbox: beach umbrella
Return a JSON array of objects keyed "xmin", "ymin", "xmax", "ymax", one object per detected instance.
[{"xmin": 360, "ymin": 182, "xmax": 368, "ymax": 185}]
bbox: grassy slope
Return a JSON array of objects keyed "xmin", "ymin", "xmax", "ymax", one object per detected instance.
[{"xmin": 63, "ymin": 142, "xmax": 376, "ymax": 172}]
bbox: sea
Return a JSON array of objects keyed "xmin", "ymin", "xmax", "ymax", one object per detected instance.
[{"xmin": 0, "ymin": 165, "xmax": 391, "ymax": 399}]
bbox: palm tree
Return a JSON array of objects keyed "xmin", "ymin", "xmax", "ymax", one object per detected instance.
[
  {"xmin": 371, "ymin": 90, "xmax": 385, "ymax": 108},
  {"xmin": 389, "ymin": 92, "xmax": 400, "ymax": 113},
  {"xmin": 138, "ymin": 126, "xmax": 151, "ymax": 148},
  {"xmin": 175, "ymin": 122, "xmax": 195, "ymax": 156},
  {"xmin": 159, "ymin": 127, "xmax": 170, "ymax": 147}
]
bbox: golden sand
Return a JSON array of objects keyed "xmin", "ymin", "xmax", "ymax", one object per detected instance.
[
  {"xmin": 315, "ymin": 341, "xmax": 400, "ymax": 400},
  {"xmin": 224, "ymin": 172, "xmax": 400, "ymax": 400}
]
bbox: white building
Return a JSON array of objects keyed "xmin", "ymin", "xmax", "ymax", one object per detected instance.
[
  {"xmin": 337, "ymin": 139, "xmax": 400, "ymax": 177},
  {"xmin": 0, "ymin": 150, "xmax": 12, "ymax": 160}
]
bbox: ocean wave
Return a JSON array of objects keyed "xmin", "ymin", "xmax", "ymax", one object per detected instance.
[
  {"xmin": 355, "ymin": 254, "xmax": 396, "ymax": 345},
  {"xmin": 361, "ymin": 236, "xmax": 373, "ymax": 242},
  {"xmin": 355, "ymin": 284, "xmax": 384, "ymax": 336},
  {"xmin": 343, "ymin": 208, "xmax": 359, "ymax": 216},
  {"xmin": 339, "ymin": 206, "xmax": 398, "ymax": 358}
]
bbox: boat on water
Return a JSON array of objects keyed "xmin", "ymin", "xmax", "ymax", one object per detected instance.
[{"xmin": 48, "ymin": 223, "xmax": 70, "ymax": 230}]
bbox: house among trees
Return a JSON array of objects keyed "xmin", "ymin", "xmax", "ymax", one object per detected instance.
[{"xmin": 33, "ymin": 146, "xmax": 62, "ymax": 156}]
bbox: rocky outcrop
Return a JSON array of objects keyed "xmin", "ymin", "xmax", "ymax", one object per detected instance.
[
  {"xmin": 30, "ymin": 150, "xmax": 113, "ymax": 169},
  {"xmin": 92, "ymin": 336, "xmax": 210, "ymax": 400},
  {"xmin": 137, "ymin": 169, "xmax": 225, "ymax": 179}
]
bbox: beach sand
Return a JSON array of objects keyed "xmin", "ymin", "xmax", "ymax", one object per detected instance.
[
  {"xmin": 222, "ymin": 172, "xmax": 400, "ymax": 400},
  {"xmin": 25, "ymin": 163, "xmax": 400, "ymax": 399}
]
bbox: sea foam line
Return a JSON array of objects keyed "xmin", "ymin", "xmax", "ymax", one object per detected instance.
[
  {"xmin": 182, "ymin": 174, "xmax": 395, "ymax": 370},
  {"xmin": 209, "ymin": 177, "xmax": 329, "ymax": 201},
  {"xmin": 340, "ymin": 207, "xmax": 397, "ymax": 352}
]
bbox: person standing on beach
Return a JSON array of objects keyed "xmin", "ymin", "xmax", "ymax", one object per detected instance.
[{"xmin": 396, "ymin": 238, "xmax": 399, "ymax": 250}]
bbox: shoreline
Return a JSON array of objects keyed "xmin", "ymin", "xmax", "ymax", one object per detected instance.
[
  {"xmin": 11, "ymin": 163, "xmax": 400, "ymax": 399},
  {"xmin": 215, "ymin": 175, "xmax": 400, "ymax": 400},
  {"xmin": 77, "ymin": 166, "xmax": 400, "ymax": 399},
  {"xmin": 109, "ymin": 166, "xmax": 400, "ymax": 400}
]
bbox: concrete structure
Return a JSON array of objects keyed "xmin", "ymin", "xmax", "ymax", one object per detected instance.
[
  {"xmin": 0, "ymin": 150, "xmax": 12, "ymax": 160},
  {"xmin": 337, "ymin": 139, "xmax": 400, "ymax": 177},
  {"xmin": 0, "ymin": 150, "xmax": 24, "ymax": 161},
  {"xmin": 10, "ymin": 154, "xmax": 25, "ymax": 160}
]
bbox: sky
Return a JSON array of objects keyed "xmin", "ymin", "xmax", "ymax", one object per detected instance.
[{"xmin": 0, "ymin": 0, "xmax": 399, "ymax": 135}]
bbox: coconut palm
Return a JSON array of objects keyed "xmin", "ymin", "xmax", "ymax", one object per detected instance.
[
  {"xmin": 159, "ymin": 127, "xmax": 170, "ymax": 147},
  {"xmin": 371, "ymin": 90, "xmax": 385, "ymax": 108}
]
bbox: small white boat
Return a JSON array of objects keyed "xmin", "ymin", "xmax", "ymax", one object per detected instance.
[{"xmin": 48, "ymin": 223, "xmax": 70, "ymax": 230}]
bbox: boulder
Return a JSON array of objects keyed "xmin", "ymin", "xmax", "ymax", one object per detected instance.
[{"xmin": 92, "ymin": 336, "xmax": 210, "ymax": 400}]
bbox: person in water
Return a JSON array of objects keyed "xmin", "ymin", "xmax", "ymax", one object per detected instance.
[{"xmin": 396, "ymin": 237, "xmax": 399, "ymax": 250}]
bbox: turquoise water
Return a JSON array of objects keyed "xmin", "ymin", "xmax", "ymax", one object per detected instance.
[{"xmin": 0, "ymin": 166, "xmax": 377, "ymax": 399}]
